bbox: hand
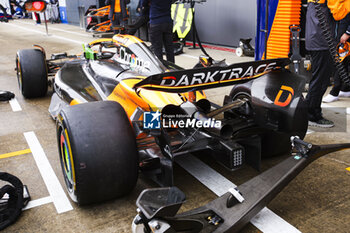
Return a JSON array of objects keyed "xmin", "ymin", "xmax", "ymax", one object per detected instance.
[{"xmin": 340, "ymin": 33, "xmax": 350, "ymax": 44}]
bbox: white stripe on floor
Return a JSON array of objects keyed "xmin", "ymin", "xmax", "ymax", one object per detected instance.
[
  {"xmin": 24, "ymin": 131, "xmax": 73, "ymax": 214},
  {"xmin": 176, "ymin": 154, "xmax": 236, "ymax": 196},
  {"xmin": 179, "ymin": 54, "xmax": 198, "ymax": 60},
  {"xmin": 346, "ymin": 107, "xmax": 350, "ymax": 115},
  {"xmin": 18, "ymin": 21, "xmax": 91, "ymax": 37},
  {"xmin": 321, "ymin": 103, "xmax": 332, "ymax": 108},
  {"xmin": 176, "ymin": 155, "xmax": 301, "ymax": 233},
  {"xmin": 251, "ymin": 207, "xmax": 301, "ymax": 233},
  {"xmin": 23, "ymin": 196, "xmax": 53, "ymax": 210},
  {"xmin": 11, "ymin": 22, "xmax": 200, "ymax": 62},
  {"xmin": 9, "ymin": 98, "xmax": 22, "ymax": 112},
  {"xmin": 10, "ymin": 23, "xmax": 84, "ymax": 45},
  {"xmin": 306, "ymin": 129, "xmax": 314, "ymax": 134}
]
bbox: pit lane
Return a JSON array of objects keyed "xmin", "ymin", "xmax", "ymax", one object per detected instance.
[{"xmin": 1, "ymin": 19, "xmax": 350, "ymax": 233}]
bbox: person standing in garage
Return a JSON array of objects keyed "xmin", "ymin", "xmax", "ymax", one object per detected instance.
[
  {"xmin": 126, "ymin": 0, "xmax": 149, "ymax": 35},
  {"xmin": 105, "ymin": 0, "xmax": 129, "ymax": 34},
  {"xmin": 322, "ymin": 1, "xmax": 350, "ymax": 103},
  {"xmin": 305, "ymin": 0, "xmax": 336, "ymax": 127},
  {"xmin": 323, "ymin": 14, "xmax": 350, "ymax": 102},
  {"xmin": 141, "ymin": 0, "xmax": 175, "ymax": 63}
]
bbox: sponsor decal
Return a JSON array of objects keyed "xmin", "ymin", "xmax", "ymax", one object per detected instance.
[
  {"xmin": 274, "ymin": 85, "xmax": 294, "ymax": 107},
  {"xmin": 134, "ymin": 58, "xmax": 290, "ymax": 93},
  {"xmin": 115, "ymin": 46, "xmax": 150, "ymax": 72},
  {"xmin": 159, "ymin": 62, "xmax": 277, "ymax": 87}
]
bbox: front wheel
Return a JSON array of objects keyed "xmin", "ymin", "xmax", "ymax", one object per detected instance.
[{"xmin": 57, "ymin": 101, "xmax": 139, "ymax": 205}]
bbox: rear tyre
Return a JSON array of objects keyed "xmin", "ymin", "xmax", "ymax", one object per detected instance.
[
  {"xmin": 16, "ymin": 49, "xmax": 48, "ymax": 98},
  {"xmin": 56, "ymin": 101, "xmax": 139, "ymax": 205}
]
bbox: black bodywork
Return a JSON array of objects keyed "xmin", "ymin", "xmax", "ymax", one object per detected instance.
[
  {"xmin": 45, "ymin": 38, "xmax": 309, "ymax": 190},
  {"xmin": 133, "ymin": 139, "xmax": 350, "ymax": 232},
  {"xmin": 22, "ymin": 36, "xmax": 345, "ymax": 232}
]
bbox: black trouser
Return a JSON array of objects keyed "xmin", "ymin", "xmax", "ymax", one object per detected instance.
[
  {"xmin": 149, "ymin": 22, "xmax": 175, "ymax": 63},
  {"xmin": 306, "ymin": 50, "xmax": 334, "ymax": 121},
  {"xmin": 330, "ymin": 57, "xmax": 350, "ymax": 96},
  {"xmin": 0, "ymin": 4, "xmax": 7, "ymax": 17},
  {"xmin": 329, "ymin": 13, "xmax": 350, "ymax": 96},
  {"xmin": 127, "ymin": 15, "xmax": 149, "ymax": 35},
  {"xmin": 111, "ymin": 13, "xmax": 126, "ymax": 34}
]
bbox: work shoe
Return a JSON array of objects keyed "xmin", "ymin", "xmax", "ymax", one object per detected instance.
[
  {"xmin": 322, "ymin": 94, "xmax": 339, "ymax": 103},
  {"xmin": 308, "ymin": 118, "xmax": 334, "ymax": 128},
  {"xmin": 339, "ymin": 91, "xmax": 350, "ymax": 97}
]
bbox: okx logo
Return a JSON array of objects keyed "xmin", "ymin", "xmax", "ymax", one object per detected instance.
[{"xmin": 143, "ymin": 111, "xmax": 161, "ymax": 129}]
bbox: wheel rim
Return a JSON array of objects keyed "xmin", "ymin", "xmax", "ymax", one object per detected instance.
[
  {"xmin": 59, "ymin": 128, "xmax": 75, "ymax": 193},
  {"xmin": 16, "ymin": 58, "xmax": 23, "ymax": 91}
]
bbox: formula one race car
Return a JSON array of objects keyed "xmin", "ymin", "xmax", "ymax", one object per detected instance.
[
  {"xmin": 16, "ymin": 35, "xmax": 307, "ymax": 204},
  {"xmin": 16, "ymin": 34, "xmax": 350, "ymax": 232},
  {"xmin": 15, "ymin": 34, "xmax": 309, "ymax": 206}
]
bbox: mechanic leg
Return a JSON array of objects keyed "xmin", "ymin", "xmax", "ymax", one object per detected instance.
[
  {"xmin": 329, "ymin": 70, "xmax": 341, "ymax": 96},
  {"xmin": 163, "ymin": 22, "xmax": 175, "ymax": 63},
  {"xmin": 0, "ymin": 4, "xmax": 8, "ymax": 22},
  {"xmin": 336, "ymin": 15, "xmax": 350, "ymax": 92},
  {"xmin": 119, "ymin": 19, "xmax": 127, "ymax": 35},
  {"xmin": 340, "ymin": 57, "xmax": 350, "ymax": 91},
  {"xmin": 111, "ymin": 14, "xmax": 121, "ymax": 34},
  {"xmin": 149, "ymin": 23, "xmax": 164, "ymax": 61},
  {"xmin": 127, "ymin": 15, "xmax": 148, "ymax": 35},
  {"xmin": 306, "ymin": 50, "xmax": 333, "ymax": 121}
]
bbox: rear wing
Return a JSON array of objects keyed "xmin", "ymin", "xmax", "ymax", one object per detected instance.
[{"xmin": 134, "ymin": 58, "xmax": 290, "ymax": 93}]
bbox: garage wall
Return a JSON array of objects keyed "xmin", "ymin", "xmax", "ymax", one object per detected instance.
[
  {"xmin": 63, "ymin": 0, "xmax": 257, "ymax": 47},
  {"xmin": 194, "ymin": 0, "xmax": 257, "ymax": 47},
  {"xmin": 66, "ymin": 0, "xmax": 98, "ymax": 25}
]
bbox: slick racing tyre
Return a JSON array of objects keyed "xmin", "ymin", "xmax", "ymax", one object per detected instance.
[
  {"xmin": 16, "ymin": 49, "xmax": 48, "ymax": 98},
  {"xmin": 228, "ymin": 83, "xmax": 306, "ymax": 157},
  {"xmin": 56, "ymin": 101, "xmax": 139, "ymax": 205}
]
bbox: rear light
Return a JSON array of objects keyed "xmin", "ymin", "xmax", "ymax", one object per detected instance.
[
  {"xmin": 24, "ymin": 1, "xmax": 47, "ymax": 12},
  {"xmin": 87, "ymin": 17, "xmax": 92, "ymax": 25}
]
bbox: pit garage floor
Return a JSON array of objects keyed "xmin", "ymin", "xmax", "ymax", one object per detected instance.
[{"xmin": 1, "ymin": 19, "xmax": 350, "ymax": 233}]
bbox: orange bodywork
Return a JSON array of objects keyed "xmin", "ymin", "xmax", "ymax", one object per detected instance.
[
  {"xmin": 91, "ymin": 5, "xmax": 110, "ymax": 17},
  {"xmin": 93, "ymin": 20, "xmax": 112, "ymax": 32},
  {"xmin": 106, "ymin": 78, "xmax": 206, "ymax": 120},
  {"xmin": 69, "ymin": 35, "xmax": 207, "ymax": 127}
]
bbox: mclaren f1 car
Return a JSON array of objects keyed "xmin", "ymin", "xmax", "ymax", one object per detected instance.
[
  {"xmin": 16, "ymin": 34, "xmax": 350, "ymax": 232},
  {"xmin": 15, "ymin": 34, "xmax": 308, "ymax": 205}
]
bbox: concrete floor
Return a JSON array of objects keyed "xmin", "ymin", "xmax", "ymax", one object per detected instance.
[{"xmin": 0, "ymin": 19, "xmax": 350, "ymax": 233}]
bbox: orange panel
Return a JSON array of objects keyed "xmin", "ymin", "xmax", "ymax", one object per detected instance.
[{"xmin": 265, "ymin": 0, "xmax": 302, "ymax": 59}]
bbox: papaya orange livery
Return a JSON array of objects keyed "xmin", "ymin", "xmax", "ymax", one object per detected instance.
[{"xmin": 16, "ymin": 34, "xmax": 313, "ymax": 222}]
